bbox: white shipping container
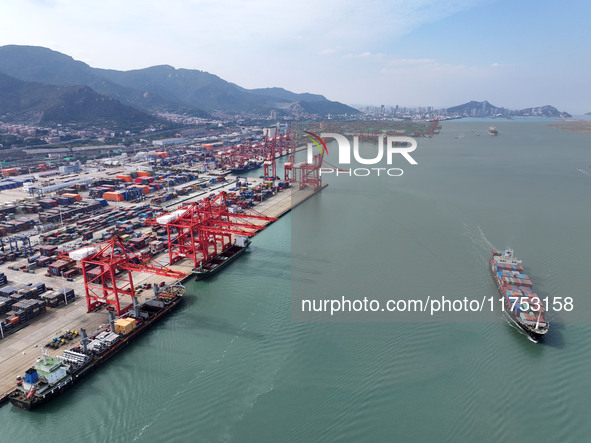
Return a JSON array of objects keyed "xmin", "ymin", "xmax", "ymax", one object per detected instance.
[
  {"xmin": 68, "ymin": 246, "xmax": 98, "ymax": 261},
  {"xmin": 155, "ymin": 209, "xmax": 186, "ymax": 225}
]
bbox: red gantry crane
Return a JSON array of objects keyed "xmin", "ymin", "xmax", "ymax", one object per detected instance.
[
  {"xmin": 290, "ymin": 129, "xmax": 325, "ymax": 191},
  {"xmin": 263, "ymin": 133, "xmax": 277, "ymax": 180},
  {"xmin": 153, "ymin": 192, "xmax": 277, "ymax": 268},
  {"xmin": 263, "ymin": 124, "xmax": 292, "ymax": 180},
  {"xmin": 296, "ymin": 149, "xmax": 324, "ymax": 190},
  {"xmin": 283, "ymin": 123, "xmax": 297, "ymax": 182},
  {"xmin": 78, "ymin": 237, "xmax": 186, "ymax": 315}
]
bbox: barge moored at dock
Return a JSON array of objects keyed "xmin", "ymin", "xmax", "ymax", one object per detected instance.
[{"xmin": 8, "ymin": 284, "xmax": 185, "ymax": 410}]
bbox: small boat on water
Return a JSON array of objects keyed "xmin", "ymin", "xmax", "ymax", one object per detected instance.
[{"xmin": 488, "ymin": 126, "xmax": 498, "ymax": 136}]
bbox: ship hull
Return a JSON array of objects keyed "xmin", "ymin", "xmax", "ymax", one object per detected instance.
[
  {"xmin": 9, "ymin": 378, "xmax": 73, "ymax": 410},
  {"xmin": 489, "ymin": 261, "xmax": 547, "ymax": 342},
  {"xmin": 231, "ymin": 164, "xmax": 261, "ymax": 173},
  {"xmin": 8, "ymin": 291, "xmax": 184, "ymax": 410},
  {"xmin": 193, "ymin": 244, "xmax": 248, "ymax": 281}
]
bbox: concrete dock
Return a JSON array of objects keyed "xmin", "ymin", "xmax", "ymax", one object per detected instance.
[{"xmin": 0, "ymin": 183, "xmax": 325, "ymax": 398}]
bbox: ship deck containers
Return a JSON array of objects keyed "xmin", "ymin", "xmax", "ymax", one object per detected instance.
[{"xmin": 114, "ymin": 318, "xmax": 137, "ymax": 334}]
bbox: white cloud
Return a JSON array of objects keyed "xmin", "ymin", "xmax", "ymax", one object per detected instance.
[
  {"xmin": 343, "ymin": 52, "xmax": 385, "ymax": 59},
  {"xmin": 385, "ymin": 58, "xmax": 437, "ymax": 67},
  {"xmin": 0, "ymin": 0, "xmax": 488, "ymax": 67},
  {"xmin": 4, "ymin": 0, "xmax": 575, "ymax": 111},
  {"xmin": 319, "ymin": 48, "xmax": 338, "ymax": 56}
]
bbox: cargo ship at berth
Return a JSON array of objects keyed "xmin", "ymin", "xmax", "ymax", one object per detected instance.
[
  {"xmin": 8, "ymin": 284, "xmax": 185, "ymax": 410},
  {"xmin": 193, "ymin": 236, "xmax": 250, "ymax": 280},
  {"xmin": 231, "ymin": 160, "xmax": 263, "ymax": 174},
  {"xmin": 490, "ymin": 249, "xmax": 548, "ymax": 341}
]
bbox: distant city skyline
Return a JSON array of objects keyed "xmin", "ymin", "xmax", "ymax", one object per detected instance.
[{"xmin": 1, "ymin": 0, "xmax": 590, "ymax": 114}]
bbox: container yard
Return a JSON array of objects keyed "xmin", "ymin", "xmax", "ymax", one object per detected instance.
[{"xmin": 0, "ymin": 128, "xmax": 327, "ymax": 401}]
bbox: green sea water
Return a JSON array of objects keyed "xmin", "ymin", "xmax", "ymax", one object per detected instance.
[{"xmin": 1, "ymin": 120, "xmax": 590, "ymax": 442}]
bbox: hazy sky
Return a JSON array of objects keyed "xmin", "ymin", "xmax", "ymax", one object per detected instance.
[{"xmin": 1, "ymin": 0, "xmax": 590, "ymax": 113}]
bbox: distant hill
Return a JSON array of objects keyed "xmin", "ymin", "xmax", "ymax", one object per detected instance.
[
  {"xmin": 516, "ymin": 105, "xmax": 571, "ymax": 118},
  {"xmin": 0, "ymin": 45, "xmax": 206, "ymax": 117},
  {"xmin": 447, "ymin": 100, "xmax": 505, "ymax": 116},
  {"xmin": 0, "ymin": 72, "xmax": 161, "ymax": 128},
  {"xmin": 95, "ymin": 64, "xmax": 359, "ymax": 115},
  {"xmin": 0, "ymin": 45, "xmax": 359, "ymax": 117},
  {"xmin": 447, "ymin": 100, "xmax": 571, "ymax": 118},
  {"xmin": 248, "ymin": 87, "xmax": 327, "ymax": 103}
]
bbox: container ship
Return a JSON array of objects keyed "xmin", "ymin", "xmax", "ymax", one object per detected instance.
[
  {"xmin": 488, "ymin": 126, "xmax": 498, "ymax": 136},
  {"xmin": 231, "ymin": 160, "xmax": 262, "ymax": 174},
  {"xmin": 193, "ymin": 236, "xmax": 250, "ymax": 280},
  {"xmin": 490, "ymin": 249, "xmax": 548, "ymax": 341},
  {"xmin": 8, "ymin": 284, "xmax": 185, "ymax": 410}
]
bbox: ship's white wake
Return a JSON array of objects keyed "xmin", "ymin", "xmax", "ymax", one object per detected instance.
[
  {"xmin": 461, "ymin": 222, "xmax": 497, "ymax": 257},
  {"xmin": 476, "ymin": 225, "xmax": 496, "ymax": 251}
]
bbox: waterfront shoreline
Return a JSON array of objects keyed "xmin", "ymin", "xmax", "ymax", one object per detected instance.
[
  {"xmin": 0, "ymin": 183, "xmax": 325, "ymax": 398},
  {"xmin": 546, "ymin": 121, "xmax": 591, "ymax": 135}
]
